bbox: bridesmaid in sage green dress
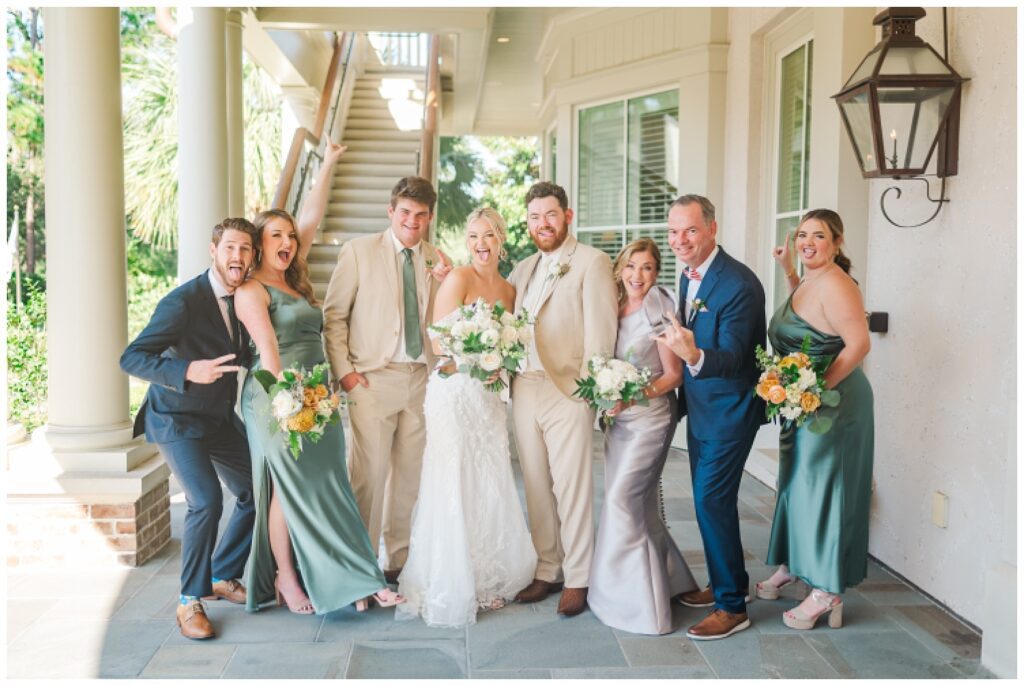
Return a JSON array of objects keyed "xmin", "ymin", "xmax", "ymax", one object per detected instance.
[
  {"xmin": 234, "ymin": 141, "xmax": 402, "ymax": 615},
  {"xmin": 756, "ymin": 209, "xmax": 874, "ymax": 631}
]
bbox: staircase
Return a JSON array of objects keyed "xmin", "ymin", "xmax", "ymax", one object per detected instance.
[{"xmin": 308, "ymin": 66, "xmax": 425, "ymax": 301}]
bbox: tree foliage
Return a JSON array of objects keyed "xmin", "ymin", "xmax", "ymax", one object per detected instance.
[
  {"xmin": 478, "ymin": 137, "xmax": 540, "ymax": 276},
  {"xmin": 436, "ymin": 136, "xmax": 481, "ymax": 231}
]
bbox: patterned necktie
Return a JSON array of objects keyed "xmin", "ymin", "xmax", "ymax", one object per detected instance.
[
  {"xmin": 222, "ymin": 295, "xmax": 241, "ymax": 353},
  {"xmin": 402, "ymin": 248, "xmax": 423, "ymax": 358},
  {"xmin": 685, "ymin": 268, "xmax": 702, "ymax": 281}
]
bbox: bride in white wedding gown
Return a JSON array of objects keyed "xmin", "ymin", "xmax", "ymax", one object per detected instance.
[{"xmin": 396, "ymin": 208, "xmax": 536, "ymax": 628}]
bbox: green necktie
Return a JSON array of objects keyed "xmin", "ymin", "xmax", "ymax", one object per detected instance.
[{"xmin": 402, "ymin": 248, "xmax": 423, "ymax": 358}]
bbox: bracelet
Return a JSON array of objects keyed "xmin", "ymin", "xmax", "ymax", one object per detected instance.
[{"xmin": 785, "ymin": 268, "xmax": 797, "ymax": 278}]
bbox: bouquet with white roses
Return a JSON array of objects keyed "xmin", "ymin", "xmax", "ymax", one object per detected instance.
[
  {"xmin": 573, "ymin": 355, "xmax": 653, "ymax": 426},
  {"xmin": 252, "ymin": 363, "xmax": 341, "ymax": 459},
  {"xmin": 754, "ymin": 334, "xmax": 839, "ymax": 433},
  {"xmin": 428, "ymin": 298, "xmax": 533, "ymax": 392}
]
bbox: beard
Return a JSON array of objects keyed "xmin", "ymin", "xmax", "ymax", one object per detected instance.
[{"xmin": 530, "ymin": 223, "xmax": 569, "ymax": 252}]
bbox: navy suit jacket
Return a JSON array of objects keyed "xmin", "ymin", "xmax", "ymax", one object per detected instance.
[
  {"xmin": 676, "ymin": 247, "xmax": 767, "ymax": 441},
  {"xmin": 120, "ymin": 270, "xmax": 251, "ymax": 443}
]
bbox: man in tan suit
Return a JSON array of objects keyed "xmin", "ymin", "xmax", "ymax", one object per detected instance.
[
  {"xmin": 322, "ymin": 176, "xmax": 446, "ymax": 581},
  {"xmin": 508, "ymin": 182, "xmax": 618, "ymax": 616}
]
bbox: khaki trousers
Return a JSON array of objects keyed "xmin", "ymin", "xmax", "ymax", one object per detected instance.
[
  {"xmin": 511, "ymin": 372, "xmax": 595, "ymax": 588},
  {"xmin": 346, "ymin": 362, "xmax": 427, "ymax": 570}
]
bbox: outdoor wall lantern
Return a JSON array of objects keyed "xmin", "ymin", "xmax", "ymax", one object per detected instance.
[{"xmin": 833, "ymin": 7, "xmax": 968, "ymax": 227}]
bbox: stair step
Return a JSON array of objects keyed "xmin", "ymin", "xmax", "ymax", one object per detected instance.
[
  {"xmin": 330, "ymin": 175, "xmax": 400, "ymax": 191},
  {"xmin": 320, "ymin": 230, "xmax": 380, "ymax": 245},
  {"xmin": 340, "ymin": 138, "xmax": 420, "ymax": 151},
  {"xmin": 344, "ymin": 128, "xmax": 422, "ymax": 141},
  {"xmin": 325, "ymin": 217, "xmax": 387, "ymax": 233},
  {"xmin": 329, "ymin": 187, "xmax": 393, "ymax": 204},
  {"xmin": 347, "ymin": 107, "xmax": 401, "ymax": 120},
  {"xmin": 346, "ymin": 117, "xmax": 421, "ymax": 131},
  {"xmin": 347, "ymin": 101, "xmax": 392, "ymax": 113},
  {"xmin": 307, "ymin": 244, "xmax": 343, "ymax": 264},
  {"xmin": 361, "ymin": 67, "xmax": 426, "ymax": 79},
  {"xmin": 340, "ymin": 150, "xmax": 417, "ymax": 165},
  {"xmin": 309, "ymin": 262, "xmax": 338, "ymax": 282},
  {"xmin": 336, "ymin": 161, "xmax": 416, "ymax": 178},
  {"xmin": 327, "ymin": 201, "xmax": 384, "ymax": 219}
]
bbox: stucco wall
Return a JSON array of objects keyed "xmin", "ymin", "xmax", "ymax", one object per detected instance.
[{"xmin": 860, "ymin": 7, "xmax": 1016, "ymax": 629}]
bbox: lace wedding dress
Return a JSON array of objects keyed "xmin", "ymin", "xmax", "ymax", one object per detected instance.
[{"xmin": 396, "ymin": 370, "xmax": 537, "ymax": 628}]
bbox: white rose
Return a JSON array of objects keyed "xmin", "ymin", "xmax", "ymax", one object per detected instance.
[
  {"xmin": 463, "ymin": 320, "xmax": 480, "ymax": 336},
  {"xmin": 548, "ymin": 260, "xmax": 565, "ymax": 278},
  {"xmin": 481, "ymin": 329, "xmax": 500, "ymax": 347},
  {"xmin": 500, "ymin": 326, "xmax": 519, "ymax": 345},
  {"xmin": 450, "ymin": 320, "xmax": 468, "ymax": 339},
  {"xmin": 797, "ymin": 367, "xmax": 817, "ymax": 391},
  {"xmin": 595, "ymin": 368, "xmax": 620, "ymax": 396},
  {"xmin": 479, "ymin": 351, "xmax": 502, "ymax": 372},
  {"xmin": 271, "ymin": 390, "xmax": 302, "ymax": 420},
  {"xmin": 518, "ymin": 326, "xmax": 534, "ymax": 344},
  {"xmin": 500, "ymin": 311, "xmax": 516, "ymax": 326},
  {"xmin": 317, "ymin": 398, "xmax": 334, "ymax": 415},
  {"xmin": 785, "ymin": 385, "xmax": 802, "ymax": 404}
]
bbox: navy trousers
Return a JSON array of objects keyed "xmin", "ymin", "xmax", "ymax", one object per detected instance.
[
  {"xmin": 156, "ymin": 425, "xmax": 254, "ymax": 598},
  {"xmin": 687, "ymin": 425, "xmax": 757, "ymax": 614}
]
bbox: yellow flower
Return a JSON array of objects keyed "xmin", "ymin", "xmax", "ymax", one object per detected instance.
[
  {"xmin": 767, "ymin": 385, "xmax": 788, "ymax": 405},
  {"xmin": 800, "ymin": 391, "xmax": 821, "ymax": 413},
  {"xmin": 314, "ymin": 384, "xmax": 328, "ymax": 400},
  {"xmin": 778, "ymin": 355, "xmax": 806, "ymax": 370},
  {"xmin": 287, "ymin": 407, "xmax": 317, "ymax": 433}
]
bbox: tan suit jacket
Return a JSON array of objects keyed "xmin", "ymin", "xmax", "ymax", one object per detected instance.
[
  {"xmin": 322, "ymin": 229, "xmax": 442, "ymax": 379},
  {"xmin": 509, "ymin": 235, "xmax": 619, "ymax": 397}
]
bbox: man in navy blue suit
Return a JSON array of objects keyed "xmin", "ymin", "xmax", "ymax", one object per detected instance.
[
  {"xmin": 120, "ymin": 218, "xmax": 258, "ymax": 640},
  {"xmin": 655, "ymin": 195, "xmax": 766, "ymax": 640}
]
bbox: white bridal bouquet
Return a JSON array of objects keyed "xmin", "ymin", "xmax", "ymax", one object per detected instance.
[
  {"xmin": 428, "ymin": 298, "xmax": 533, "ymax": 392},
  {"xmin": 573, "ymin": 355, "xmax": 653, "ymax": 426}
]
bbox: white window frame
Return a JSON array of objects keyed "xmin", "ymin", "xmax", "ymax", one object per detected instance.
[{"xmin": 544, "ymin": 121, "xmax": 558, "ymax": 183}]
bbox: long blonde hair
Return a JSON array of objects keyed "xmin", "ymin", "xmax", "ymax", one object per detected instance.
[{"xmin": 252, "ymin": 209, "xmax": 317, "ymax": 305}]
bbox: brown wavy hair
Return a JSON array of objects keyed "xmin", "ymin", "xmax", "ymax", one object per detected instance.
[
  {"xmin": 800, "ymin": 209, "xmax": 852, "ymax": 274},
  {"xmin": 252, "ymin": 209, "xmax": 317, "ymax": 305},
  {"xmin": 612, "ymin": 238, "xmax": 662, "ymax": 305}
]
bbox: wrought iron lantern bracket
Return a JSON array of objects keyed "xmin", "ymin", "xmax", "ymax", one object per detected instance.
[{"xmin": 879, "ymin": 177, "xmax": 948, "ymax": 228}]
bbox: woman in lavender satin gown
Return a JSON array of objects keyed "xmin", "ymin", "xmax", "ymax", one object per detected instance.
[{"xmin": 589, "ymin": 238, "xmax": 698, "ymax": 635}]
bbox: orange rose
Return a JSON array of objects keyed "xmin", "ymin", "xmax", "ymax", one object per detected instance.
[
  {"xmin": 756, "ymin": 379, "xmax": 775, "ymax": 400},
  {"xmin": 329, "ymin": 394, "xmax": 341, "ymax": 409},
  {"xmin": 767, "ymin": 385, "xmax": 787, "ymax": 404},
  {"xmin": 800, "ymin": 391, "xmax": 821, "ymax": 413},
  {"xmin": 794, "ymin": 352, "xmax": 811, "ymax": 368},
  {"xmin": 287, "ymin": 407, "xmax": 317, "ymax": 432},
  {"xmin": 314, "ymin": 384, "xmax": 329, "ymax": 400},
  {"xmin": 302, "ymin": 388, "xmax": 317, "ymax": 407}
]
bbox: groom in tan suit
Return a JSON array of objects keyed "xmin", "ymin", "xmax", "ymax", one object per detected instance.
[
  {"xmin": 509, "ymin": 182, "xmax": 618, "ymax": 616},
  {"xmin": 323, "ymin": 176, "xmax": 446, "ymax": 580}
]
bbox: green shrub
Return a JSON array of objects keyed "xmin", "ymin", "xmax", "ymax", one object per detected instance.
[{"xmin": 7, "ymin": 280, "xmax": 48, "ymax": 430}]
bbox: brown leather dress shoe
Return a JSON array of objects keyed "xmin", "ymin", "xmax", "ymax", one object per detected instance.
[
  {"xmin": 686, "ymin": 608, "xmax": 751, "ymax": 641},
  {"xmin": 203, "ymin": 579, "xmax": 247, "ymax": 604},
  {"xmin": 675, "ymin": 586, "xmax": 752, "ymax": 608},
  {"xmin": 176, "ymin": 600, "xmax": 215, "ymax": 640},
  {"xmin": 514, "ymin": 578, "xmax": 564, "ymax": 603},
  {"xmin": 383, "ymin": 568, "xmax": 403, "ymax": 585},
  {"xmin": 556, "ymin": 587, "xmax": 588, "ymax": 617}
]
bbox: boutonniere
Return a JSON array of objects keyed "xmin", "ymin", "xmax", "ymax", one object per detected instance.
[
  {"xmin": 547, "ymin": 259, "xmax": 570, "ymax": 279},
  {"xmin": 689, "ymin": 298, "xmax": 709, "ymax": 314}
]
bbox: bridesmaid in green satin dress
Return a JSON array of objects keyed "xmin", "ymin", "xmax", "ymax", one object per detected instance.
[
  {"xmin": 234, "ymin": 141, "xmax": 402, "ymax": 615},
  {"xmin": 756, "ymin": 209, "xmax": 874, "ymax": 631}
]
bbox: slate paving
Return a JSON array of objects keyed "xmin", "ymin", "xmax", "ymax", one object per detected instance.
[{"xmin": 6, "ymin": 435, "xmax": 991, "ymax": 679}]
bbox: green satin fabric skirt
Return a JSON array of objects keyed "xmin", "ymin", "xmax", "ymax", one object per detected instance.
[{"xmin": 765, "ymin": 367, "xmax": 875, "ymax": 593}]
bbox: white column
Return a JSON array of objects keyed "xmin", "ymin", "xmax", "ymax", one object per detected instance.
[
  {"xmin": 42, "ymin": 8, "xmax": 132, "ymax": 454},
  {"xmin": 225, "ymin": 9, "xmax": 245, "ymax": 218},
  {"xmin": 177, "ymin": 7, "xmax": 228, "ymax": 281}
]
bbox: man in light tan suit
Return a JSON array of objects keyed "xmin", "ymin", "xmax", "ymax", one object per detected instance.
[
  {"xmin": 322, "ymin": 176, "xmax": 447, "ymax": 581},
  {"xmin": 508, "ymin": 182, "xmax": 618, "ymax": 616}
]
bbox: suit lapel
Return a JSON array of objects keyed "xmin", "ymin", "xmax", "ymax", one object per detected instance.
[
  {"xmin": 689, "ymin": 248, "xmax": 726, "ymax": 328},
  {"xmin": 534, "ymin": 235, "xmax": 578, "ymax": 315},
  {"xmin": 199, "ymin": 271, "xmax": 233, "ymax": 349},
  {"xmin": 378, "ymin": 231, "xmax": 401, "ymax": 312},
  {"xmin": 515, "ymin": 252, "xmax": 543, "ymax": 311}
]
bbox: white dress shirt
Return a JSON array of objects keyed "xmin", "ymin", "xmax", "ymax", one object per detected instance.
[
  {"xmin": 388, "ymin": 231, "xmax": 427, "ymax": 364},
  {"xmin": 208, "ymin": 269, "xmax": 234, "ymax": 339},
  {"xmin": 682, "ymin": 246, "xmax": 720, "ymax": 376},
  {"xmin": 521, "ymin": 245, "xmax": 565, "ymax": 372}
]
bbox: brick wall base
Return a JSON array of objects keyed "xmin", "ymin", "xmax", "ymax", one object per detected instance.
[{"xmin": 7, "ymin": 480, "xmax": 171, "ymax": 568}]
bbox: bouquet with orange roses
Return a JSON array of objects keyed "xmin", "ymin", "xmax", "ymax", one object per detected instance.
[
  {"xmin": 754, "ymin": 335, "xmax": 839, "ymax": 433},
  {"xmin": 253, "ymin": 363, "xmax": 341, "ymax": 459}
]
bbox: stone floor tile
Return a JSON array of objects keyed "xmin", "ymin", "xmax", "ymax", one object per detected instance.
[
  {"xmin": 318, "ymin": 604, "xmax": 465, "ymax": 642},
  {"xmin": 162, "ymin": 601, "xmax": 323, "ymax": 645},
  {"xmin": 890, "ymin": 604, "xmax": 982, "ymax": 659},
  {"xmin": 345, "ymin": 639, "xmax": 466, "ymax": 678},
  {"xmin": 6, "ymin": 568, "xmax": 150, "ymax": 600},
  {"xmin": 804, "ymin": 634, "xmax": 857, "ymax": 677},
  {"xmin": 139, "ymin": 643, "xmax": 237, "ymax": 678},
  {"xmin": 221, "ymin": 641, "xmax": 353, "ymax": 678},
  {"xmin": 7, "ymin": 618, "xmax": 171, "ymax": 678},
  {"xmin": 691, "ymin": 627, "xmax": 765, "ymax": 678},
  {"xmin": 858, "ymin": 588, "xmax": 937, "ymax": 606},
  {"xmin": 551, "ymin": 665, "xmax": 716, "ymax": 678},
  {"xmin": 751, "ymin": 588, "xmax": 899, "ymax": 635},
  {"xmin": 662, "ymin": 496, "xmax": 696, "ymax": 520},
  {"xmin": 469, "ymin": 668, "xmax": 553, "ymax": 678},
  {"xmin": 818, "ymin": 630, "xmax": 964, "ymax": 678},
  {"xmin": 758, "ymin": 633, "xmax": 841, "ymax": 678},
  {"xmin": 36, "ymin": 593, "xmax": 129, "ymax": 622},
  {"xmin": 111, "ymin": 573, "xmax": 182, "ymax": 620},
  {"xmin": 468, "ymin": 606, "xmax": 626, "ymax": 670},
  {"xmin": 6, "ymin": 598, "xmax": 57, "ymax": 645},
  {"xmin": 616, "ymin": 635, "xmax": 708, "ymax": 667}
]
